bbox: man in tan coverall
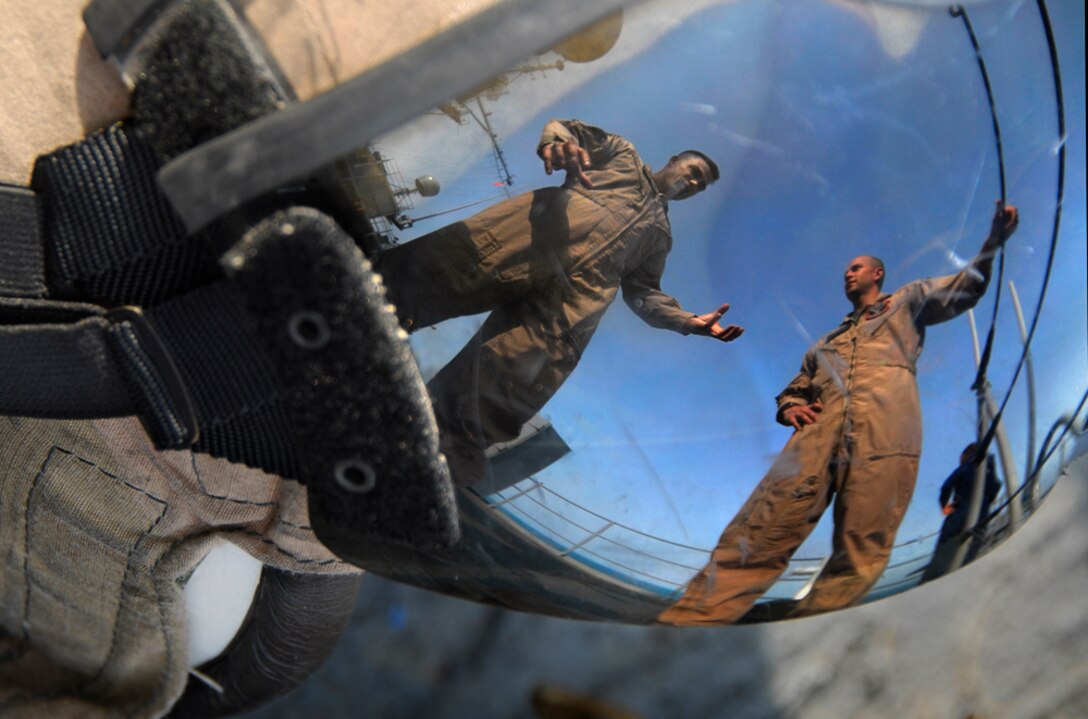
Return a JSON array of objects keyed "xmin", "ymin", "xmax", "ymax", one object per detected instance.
[
  {"xmin": 658, "ymin": 202, "xmax": 1020, "ymax": 626},
  {"xmin": 377, "ymin": 119, "xmax": 744, "ymax": 485}
]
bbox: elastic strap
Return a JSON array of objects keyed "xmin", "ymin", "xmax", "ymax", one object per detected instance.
[
  {"xmin": 0, "ymin": 298, "xmax": 198, "ymax": 448},
  {"xmin": 0, "ymin": 299, "xmax": 133, "ymax": 419},
  {"xmin": 0, "ymin": 283, "xmax": 294, "ymax": 464},
  {"xmin": 0, "ymin": 185, "xmax": 46, "ymax": 298}
]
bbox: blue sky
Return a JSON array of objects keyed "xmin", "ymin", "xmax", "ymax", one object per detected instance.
[{"xmin": 380, "ymin": 0, "xmax": 1086, "ymax": 575}]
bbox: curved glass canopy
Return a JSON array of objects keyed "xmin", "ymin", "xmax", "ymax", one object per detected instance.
[{"xmin": 254, "ymin": 0, "xmax": 1084, "ymax": 623}]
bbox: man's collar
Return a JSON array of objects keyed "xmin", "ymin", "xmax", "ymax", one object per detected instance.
[
  {"xmin": 844, "ymin": 293, "xmax": 893, "ymax": 323},
  {"xmin": 645, "ymin": 164, "xmax": 669, "ymax": 205}
]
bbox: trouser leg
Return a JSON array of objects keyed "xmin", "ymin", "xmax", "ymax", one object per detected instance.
[
  {"xmin": 795, "ymin": 453, "xmax": 919, "ymax": 614},
  {"xmin": 374, "ymin": 221, "xmax": 529, "ymax": 330},
  {"xmin": 427, "ymin": 299, "xmax": 578, "ymax": 485},
  {"xmin": 657, "ymin": 422, "xmax": 839, "ymax": 626},
  {"xmin": 921, "ymin": 511, "xmax": 966, "ymax": 582},
  {"xmin": 921, "ymin": 538, "xmax": 957, "ymax": 582}
]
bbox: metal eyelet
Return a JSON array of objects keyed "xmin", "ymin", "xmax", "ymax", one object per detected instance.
[
  {"xmin": 288, "ymin": 311, "xmax": 331, "ymax": 350},
  {"xmin": 333, "ymin": 459, "xmax": 377, "ymax": 494}
]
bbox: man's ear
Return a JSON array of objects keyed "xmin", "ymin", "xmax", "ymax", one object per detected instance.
[{"xmin": 875, "ymin": 267, "xmax": 885, "ymax": 285}]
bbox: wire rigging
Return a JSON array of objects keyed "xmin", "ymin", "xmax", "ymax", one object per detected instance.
[
  {"xmin": 949, "ymin": 6, "xmax": 1008, "ymax": 399},
  {"xmin": 949, "ymin": 0, "xmax": 1069, "ymax": 520}
]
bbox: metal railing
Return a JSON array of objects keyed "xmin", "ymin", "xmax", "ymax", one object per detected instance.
[{"xmin": 478, "ymin": 420, "xmax": 1082, "ymax": 602}]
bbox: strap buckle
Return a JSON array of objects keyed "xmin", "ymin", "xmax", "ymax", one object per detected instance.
[{"xmin": 108, "ymin": 305, "xmax": 200, "ymax": 448}]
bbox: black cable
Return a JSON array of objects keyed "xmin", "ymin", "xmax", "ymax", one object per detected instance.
[
  {"xmin": 949, "ymin": 6, "xmax": 1007, "ymax": 200},
  {"xmin": 948, "ymin": 6, "xmax": 1007, "ymax": 400},
  {"xmin": 949, "ymin": 1, "xmax": 1067, "ymax": 470},
  {"xmin": 984, "ymin": 387, "xmax": 1088, "ymax": 525}
]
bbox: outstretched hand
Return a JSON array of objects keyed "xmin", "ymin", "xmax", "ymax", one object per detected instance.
[
  {"xmin": 688, "ymin": 303, "xmax": 744, "ymax": 342},
  {"xmin": 540, "ymin": 140, "xmax": 593, "ymax": 188}
]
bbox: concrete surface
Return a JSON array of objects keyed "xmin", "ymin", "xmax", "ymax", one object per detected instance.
[{"xmin": 243, "ymin": 456, "xmax": 1088, "ymax": 719}]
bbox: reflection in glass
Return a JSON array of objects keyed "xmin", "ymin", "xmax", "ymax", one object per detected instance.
[
  {"xmin": 373, "ymin": 118, "xmax": 740, "ymax": 489},
  {"xmin": 920, "ymin": 443, "xmax": 1002, "ymax": 583},
  {"xmin": 344, "ymin": 0, "xmax": 1082, "ymax": 622},
  {"xmin": 658, "ymin": 210, "xmax": 1018, "ymax": 626}
]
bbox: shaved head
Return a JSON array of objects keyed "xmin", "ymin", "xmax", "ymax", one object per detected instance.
[{"xmin": 859, "ymin": 255, "xmax": 885, "ymax": 289}]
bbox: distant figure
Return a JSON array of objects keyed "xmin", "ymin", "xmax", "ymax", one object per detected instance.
[
  {"xmin": 658, "ymin": 202, "xmax": 1020, "ymax": 626},
  {"xmin": 377, "ymin": 119, "xmax": 744, "ymax": 485},
  {"xmin": 921, "ymin": 442, "xmax": 1002, "ymax": 582}
]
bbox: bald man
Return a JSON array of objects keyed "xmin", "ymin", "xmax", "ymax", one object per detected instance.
[{"xmin": 659, "ymin": 202, "xmax": 1019, "ymax": 625}]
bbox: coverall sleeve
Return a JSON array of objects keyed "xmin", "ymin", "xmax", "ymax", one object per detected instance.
[
  {"xmin": 538, "ymin": 118, "xmax": 631, "ymax": 172},
  {"xmin": 983, "ymin": 456, "xmax": 1001, "ymax": 507},
  {"xmin": 774, "ymin": 351, "xmax": 819, "ymax": 425},
  {"xmin": 911, "ymin": 255, "xmax": 991, "ymax": 326},
  {"xmin": 938, "ymin": 468, "xmax": 959, "ymax": 507},
  {"xmin": 621, "ymin": 246, "xmax": 695, "ymax": 333}
]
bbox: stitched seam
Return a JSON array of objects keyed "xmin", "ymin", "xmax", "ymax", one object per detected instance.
[
  {"xmin": 20, "ymin": 447, "xmax": 58, "ymax": 641},
  {"xmin": 37, "ymin": 448, "xmax": 174, "ymax": 719},
  {"xmin": 232, "ymin": 529, "xmax": 343, "ymax": 566},
  {"xmin": 88, "ymin": 459, "xmax": 168, "ymax": 685},
  {"xmin": 142, "ymin": 570, "xmax": 172, "ymax": 718},
  {"xmin": 21, "ymin": 447, "xmax": 170, "ymax": 685},
  {"xmin": 13, "ymin": 445, "xmax": 346, "ymax": 717},
  {"xmin": 276, "ymin": 517, "xmax": 313, "ymax": 530},
  {"xmin": 189, "ymin": 452, "xmax": 275, "ymax": 507},
  {"xmin": 158, "ymin": 527, "xmax": 346, "ymax": 569}
]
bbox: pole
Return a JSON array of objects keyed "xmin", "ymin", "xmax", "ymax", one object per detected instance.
[
  {"xmin": 967, "ymin": 311, "xmax": 1023, "ymax": 525},
  {"xmin": 1009, "ymin": 280, "xmax": 1037, "ymax": 510},
  {"xmin": 949, "ymin": 311, "xmax": 989, "ymax": 573}
]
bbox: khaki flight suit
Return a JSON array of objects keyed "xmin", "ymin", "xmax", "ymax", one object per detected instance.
[
  {"xmin": 658, "ymin": 259, "xmax": 992, "ymax": 626},
  {"xmin": 377, "ymin": 120, "xmax": 696, "ymax": 472},
  {"xmin": 0, "ymin": 417, "xmax": 356, "ymax": 718}
]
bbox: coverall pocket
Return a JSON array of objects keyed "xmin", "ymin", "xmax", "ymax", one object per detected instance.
[
  {"xmin": 475, "ymin": 228, "xmax": 530, "ymax": 285},
  {"xmin": 861, "ymin": 374, "xmax": 923, "ymax": 454},
  {"xmin": 15, "ymin": 448, "xmax": 167, "ymax": 677}
]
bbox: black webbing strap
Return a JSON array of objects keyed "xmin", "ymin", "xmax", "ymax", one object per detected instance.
[
  {"xmin": 0, "ymin": 286, "xmax": 293, "ymax": 465},
  {"xmin": 0, "ymin": 185, "xmax": 46, "ymax": 298},
  {"xmin": 0, "ymin": 299, "xmax": 130, "ymax": 418},
  {"xmin": 147, "ymin": 284, "xmax": 299, "ymax": 477},
  {"xmin": 32, "ymin": 123, "xmax": 219, "ymax": 307},
  {"xmin": 0, "ymin": 2, "xmax": 316, "ymax": 465},
  {"xmin": 1, "ymin": 125, "xmax": 216, "ymax": 450},
  {"xmin": 0, "ymin": 204, "xmax": 461, "ymax": 551},
  {"xmin": 2, "ymin": 0, "xmax": 460, "ymax": 554},
  {"xmin": 2, "ymin": 125, "xmax": 285, "ymax": 458},
  {"xmin": 0, "ymin": 298, "xmax": 197, "ymax": 447}
]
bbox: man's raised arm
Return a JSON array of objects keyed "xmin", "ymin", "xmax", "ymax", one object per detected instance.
[
  {"xmin": 536, "ymin": 119, "xmax": 630, "ymax": 188},
  {"xmin": 975, "ymin": 201, "xmax": 1020, "ymax": 280},
  {"xmin": 915, "ymin": 201, "xmax": 1020, "ymax": 326}
]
